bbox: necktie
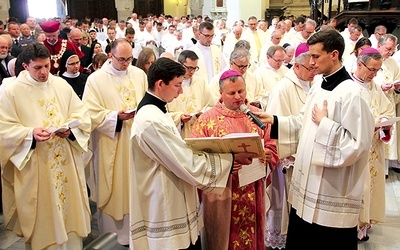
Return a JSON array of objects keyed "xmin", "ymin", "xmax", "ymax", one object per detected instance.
[
  {"xmin": 0, "ymin": 58, "xmax": 9, "ymax": 77},
  {"xmin": 14, "ymin": 39, "xmax": 18, "ymax": 45}
]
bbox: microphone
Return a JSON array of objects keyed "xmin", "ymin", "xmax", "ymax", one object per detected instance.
[{"xmin": 240, "ymin": 104, "xmax": 266, "ymax": 130}]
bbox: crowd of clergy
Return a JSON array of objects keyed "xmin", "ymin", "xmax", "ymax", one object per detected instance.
[{"xmin": 0, "ymin": 9, "xmax": 399, "ymax": 250}]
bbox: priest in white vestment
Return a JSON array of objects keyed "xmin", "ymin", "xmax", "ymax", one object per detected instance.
[
  {"xmin": 257, "ymin": 28, "xmax": 374, "ymax": 250},
  {"xmin": 241, "ymin": 16, "xmax": 267, "ymax": 63},
  {"xmin": 129, "ymin": 58, "xmax": 255, "ymax": 249},
  {"xmin": 0, "ymin": 43, "xmax": 91, "ymax": 250},
  {"xmin": 288, "ymin": 19, "xmax": 316, "ymax": 52},
  {"xmin": 265, "ymin": 48, "xmax": 317, "ymax": 249},
  {"xmin": 342, "ymin": 26, "xmax": 362, "ymax": 62},
  {"xmin": 350, "ymin": 48, "xmax": 395, "ymax": 241},
  {"xmin": 222, "ymin": 25, "xmax": 242, "ymax": 63},
  {"xmin": 375, "ymin": 34, "xmax": 400, "ymax": 175},
  {"xmin": 259, "ymin": 30, "xmax": 284, "ymax": 66},
  {"xmin": 83, "ymin": 39, "xmax": 148, "ymax": 245},
  {"xmin": 189, "ymin": 22, "xmax": 226, "ymax": 84},
  {"xmin": 369, "ymin": 25, "xmax": 387, "ymax": 49},
  {"xmin": 254, "ymin": 45, "xmax": 288, "ymax": 103},
  {"xmin": 209, "ymin": 48, "xmax": 265, "ymax": 109},
  {"xmin": 167, "ymin": 50, "xmax": 213, "ymax": 138}
]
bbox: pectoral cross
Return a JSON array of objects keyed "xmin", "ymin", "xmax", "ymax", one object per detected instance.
[{"xmin": 238, "ymin": 143, "xmax": 250, "ymax": 152}]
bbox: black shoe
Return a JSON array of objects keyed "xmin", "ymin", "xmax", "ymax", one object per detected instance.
[
  {"xmin": 359, "ymin": 235, "xmax": 370, "ymax": 242},
  {"xmin": 392, "ymin": 168, "xmax": 400, "ymax": 173}
]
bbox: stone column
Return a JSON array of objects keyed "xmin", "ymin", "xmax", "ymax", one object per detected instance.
[
  {"xmin": 115, "ymin": 0, "xmax": 134, "ymax": 21},
  {"xmin": 189, "ymin": 0, "xmax": 204, "ymax": 16},
  {"xmin": 0, "ymin": 0, "xmax": 9, "ymax": 22}
]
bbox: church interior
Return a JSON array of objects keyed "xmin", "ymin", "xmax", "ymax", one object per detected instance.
[{"xmin": 0, "ymin": 0, "xmax": 400, "ymax": 249}]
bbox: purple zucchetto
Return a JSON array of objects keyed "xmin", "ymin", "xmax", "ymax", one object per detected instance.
[
  {"xmin": 295, "ymin": 42, "xmax": 309, "ymax": 57},
  {"xmin": 359, "ymin": 47, "xmax": 380, "ymax": 56},
  {"xmin": 220, "ymin": 69, "xmax": 242, "ymax": 81}
]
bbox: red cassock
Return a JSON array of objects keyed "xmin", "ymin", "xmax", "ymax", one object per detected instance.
[{"xmin": 44, "ymin": 38, "xmax": 84, "ymax": 75}]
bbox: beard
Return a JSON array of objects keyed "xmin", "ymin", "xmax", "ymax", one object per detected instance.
[{"xmin": 0, "ymin": 53, "xmax": 7, "ymax": 59}]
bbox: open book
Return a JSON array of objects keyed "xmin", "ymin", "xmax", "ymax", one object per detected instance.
[
  {"xmin": 375, "ymin": 117, "xmax": 400, "ymax": 127},
  {"xmin": 185, "ymin": 133, "xmax": 265, "ymax": 158},
  {"xmin": 50, "ymin": 120, "xmax": 81, "ymax": 134},
  {"xmin": 189, "ymin": 104, "xmax": 209, "ymax": 117},
  {"xmin": 124, "ymin": 108, "xmax": 137, "ymax": 114}
]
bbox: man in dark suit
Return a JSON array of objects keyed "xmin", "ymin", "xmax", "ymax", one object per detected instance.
[
  {"xmin": 11, "ymin": 23, "xmax": 36, "ymax": 57},
  {"xmin": 69, "ymin": 28, "xmax": 91, "ymax": 68},
  {"xmin": 0, "ymin": 36, "xmax": 14, "ymax": 84}
]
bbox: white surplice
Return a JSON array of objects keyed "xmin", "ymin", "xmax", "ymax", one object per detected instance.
[
  {"xmin": 129, "ymin": 94, "xmax": 233, "ymax": 249},
  {"xmin": 277, "ymin": 73, "xmax": 374, "ymax": 228}
]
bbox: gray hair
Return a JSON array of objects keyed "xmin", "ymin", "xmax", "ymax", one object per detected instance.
[
  {"xmin": 230, "ymin": 48, "xmax": 250, "ymax": 63},
  {"xmin": 378, "ymin": 34, "xmax": 398, "ymax": 45},
  {"xmin": 303, "ymin": 19, "xmax": 317, "ymax": 29},
  {"xmin": 357, "ymin": 53, "xmax": 383, "ymax": 64},
  {"xmin": 234, "ymin": 40, "xmax": 251, "ymax": 51},
  {"xmin": 374, "ymin": 25, "xmax": 387, "ymax": 33},
  {"xmin": 349, "ymin": 25, "xmax": 362, "ymax": 33},
  {"xmin": 295, "ymin": 52, "xmax": 311, "ymax": 64}
]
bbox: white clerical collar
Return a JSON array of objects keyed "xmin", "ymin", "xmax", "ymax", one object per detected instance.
[
  {"xmin": 147, "ymin": 90, "xmax": 166, "ymax": 102},
  {"xmin": 264, "ymin": 61, "xmax": 278, "ymax": 71},
  {"xmin": 108, "ymin": 60, "xmax": 128, "ymax": 76},
  {"xmin": 197, "ymin": 42, "xmax": 211, "ymax": 50},
  {"xmin": 322, "ymin": 65, "xmax": 343, "ymax": 79},
  {"xmin": 182, "ymin": 78, "xmax": 191, "ymax": 87},
  {"xmin": 352, "ymin": 72, "xmax": 370, "ymax": 89},
  {"xmin": 62, "ymin": 71, "xmax": 80, "ymax": 78},
  {"xmin": 299, "ymin": 79, "xmax": 311, "ymax": 92},
  {"xmin": 27, "ymin": 72, "xmax": 48, "ymax": 85}
]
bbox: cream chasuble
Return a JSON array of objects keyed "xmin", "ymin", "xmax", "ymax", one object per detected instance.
[
  {"xmin": 166, "ymin": 76, "xmax": 213, "ymax": 138},
  {"xmin": 375, "ymin": 57, "xmax": 400, "ymax": 161},
  {"xmin": 353, "ymin": 77, "xmax": 394, "ymax": 227},
  {"xmin": 0, "ymin": 71, "xmax": 91, "ymax": 250},
  {"xmin": 82, "ymin": 60, "xmax": 148, "ymax": 220},
  {"xmin": 254, "ymin": 63, "xmax": 288, "ymax": 102},
  {"xmin": 189, "ymin": 43, "xmax": 226, "ymax": 83}
]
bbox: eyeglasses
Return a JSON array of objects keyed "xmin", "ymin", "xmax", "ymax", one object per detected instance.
[
  {"xmin": 112, "ymin": 54, "xmax": 133, "ymax": 63},
  {"xmin": 181, "ymin": 63, "xmax": 199, "ymax": 72},
  {"xmin": 232, "ymin": 61, "xmax": 251, "ymax": 70},
  {"xmin": 67, "ymin": 61, "xmax": 80, "ymax": 66},
  {"xmin": 360, "ymin": 61, "xmax": 382, "ymax": 73},
  {"xmin": 299, "ymin": 64, "xmax": 314, "ymax": 72},
  {"xmin": 270, "ymin": 56, "xmax": 284, "ymax": 63},
  {"xmin": 200, "ymin": 32, "xmax": 215, "ymax": 39},
  {"xmin": 304, "ymin": 30, "xmax": 314, "ymax": 34}
]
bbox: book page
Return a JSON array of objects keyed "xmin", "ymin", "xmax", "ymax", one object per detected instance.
[
  {"xmin": 49, "ymin": 120, "xmax": 81, "ymax": 134},
  {"xmin": 124, "ymin": 108, "xmax": 137, "ymax": 114},
  {"xmin": 375, "ymin": 117, "xmax": 400, "ymax": 127},
  {"xmin": 223, "ymin": 133, "xmax": 259, "ymax": 139},
  {"xmin": 238, "ymin": 159, "xmax": 266, "ymax": 187},
  {"xmin": 185, "ymin": 133, "xmax": 264, "ymax": 157},
  {"xmin": 190, "ymin": 104, "xmax": 209, "ymax": 116}
]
